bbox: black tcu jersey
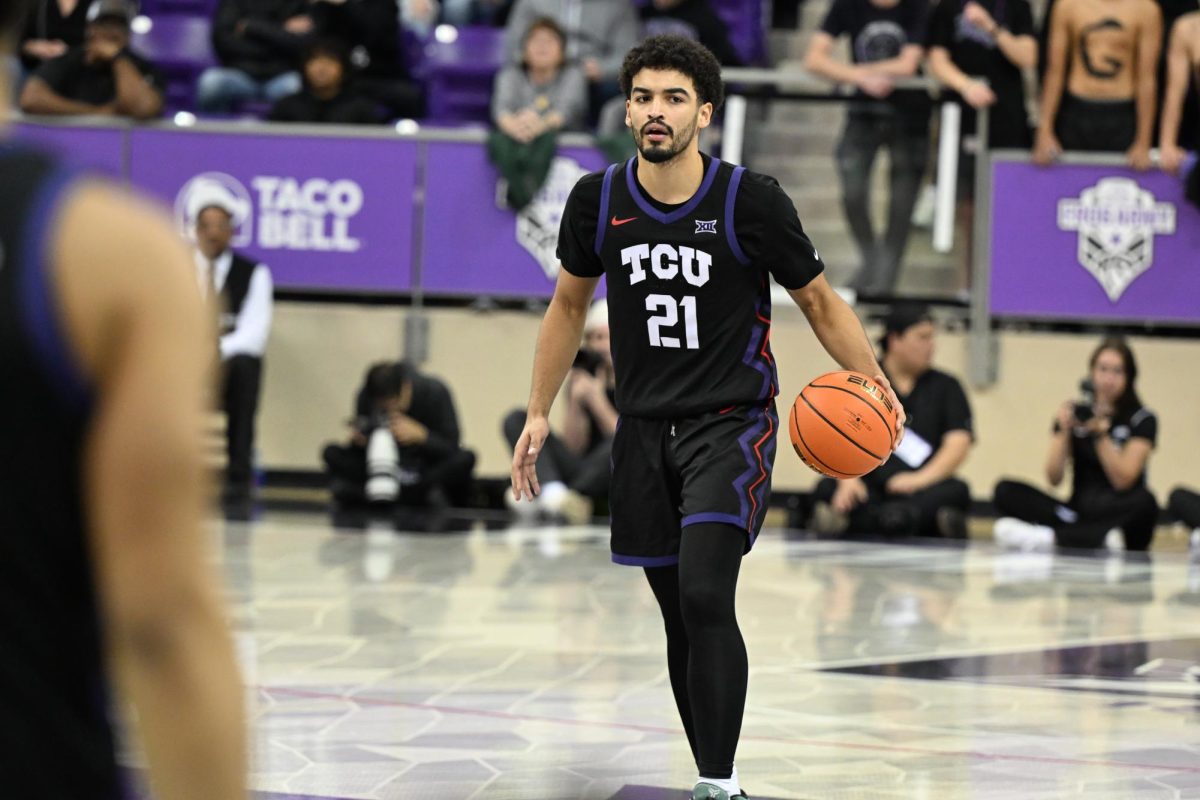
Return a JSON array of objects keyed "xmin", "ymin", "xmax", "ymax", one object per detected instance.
[
  {"xmin": 0, "ymin": 146, "xmax": 121, "ymax": 796},
  {"xmin": 558, "ymin": 154, "xmax": 825, "ymax": 418}
]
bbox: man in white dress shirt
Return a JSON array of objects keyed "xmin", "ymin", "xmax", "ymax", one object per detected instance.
[{"xmin": 193, "ymin": 193, "xmax": 274, "ymax": 503}]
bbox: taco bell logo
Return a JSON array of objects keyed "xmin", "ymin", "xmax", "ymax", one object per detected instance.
[
  {"xmin": 1057, "ymin": 177, "xmax": 1176, "ymax": 302},
  {"xmin": 176, "ymin": 172, "xmax": 364, "ymax": 253}
]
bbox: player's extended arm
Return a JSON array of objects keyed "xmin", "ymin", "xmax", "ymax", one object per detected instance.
[
  {"xmin": 512, "ymin": 269, "xmax": 600, "ymax": 499},
  {"xmin": 788, "ymin": 275, "xmax": 882, "ymax": 378},
  {"xmin": 1158, "ymin": 19, "xmax": 1193, "ymax": 172},
  {"xmin": 788, "ymin": 275, "xmax": 906, "ymax": 437},
  {"xmin": 55, "ymin": 185, "xmax": 247, "ymax": 800}
]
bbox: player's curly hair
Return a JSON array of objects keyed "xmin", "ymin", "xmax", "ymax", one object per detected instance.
[{"xmin": 619, "ymin": 35, "xmax": 725, "ymax": 112}]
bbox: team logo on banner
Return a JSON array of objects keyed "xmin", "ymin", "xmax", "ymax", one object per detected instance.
[
  {"xmin": 176, "ymin": 172, "xmax": 365, "ymax": 253},
  {"xmin": 512, "ymin": 156, "xmax": 590, "ymax": 280},
  {"xmin": 176, "ymin": 172, "xmax": 255, "ymax": 248},
  {"xmin": 1057, "ymin": 177, "xmax": 1177, "ymax": 302}
]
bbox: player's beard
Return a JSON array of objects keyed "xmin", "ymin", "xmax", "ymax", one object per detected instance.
[{"xmin": 634, "ymin": 113, "xmax": 698, "ymax": 164}]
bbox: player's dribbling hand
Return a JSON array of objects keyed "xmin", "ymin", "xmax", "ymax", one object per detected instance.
[
  {"xmin": 873, "ymin": 373, "xmax": 906, "ymax": 447},
  {"xmin": 511, "ymin": 415, "xmax": 549, "ymax": 502}
]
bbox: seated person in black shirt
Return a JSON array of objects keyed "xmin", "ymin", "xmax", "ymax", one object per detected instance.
[
  {"xmin": 639, "ymin": 0, "xmax": 744, "ymax": 67},
  {"xmin": 19, "ymin": 0, "xmax": 162, "ymax": 119},
  {"xmin": 993, "ymin": 337, "xmax": 1159, "ymax": 552},
  {"xmin": 502, "ymin": 299, "xmax": 615, "ymax": 523},
  {"xmin": 810, "ymin": 304, "xmax": 974, "ymax": 539},
  {"xmin": 323, "ymin": 361, "xmax": 476, "ymax": 508},
  {"xmin": 268, "ymin": 38, "xmax": 381, "ymax": 124}
]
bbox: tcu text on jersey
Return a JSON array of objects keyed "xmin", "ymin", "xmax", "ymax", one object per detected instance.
[{"xmin": 620, "ymin": 242, "xmax": 712, "ymax": 287}]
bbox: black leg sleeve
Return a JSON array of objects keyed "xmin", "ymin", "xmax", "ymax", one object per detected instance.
[{"xmin": 644, "ymin": 564, "xmax": 698, "ymax": 764}]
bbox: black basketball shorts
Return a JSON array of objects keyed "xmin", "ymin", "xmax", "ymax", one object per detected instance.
[{"xmin": 608, "ymin": 401, "xmax": 779, "ymax": 567}]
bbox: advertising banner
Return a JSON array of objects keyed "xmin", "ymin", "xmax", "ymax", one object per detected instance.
[
  {"xmin": 420, "ymin": 141, "xmax": 609, "ymax": 298},
  {"xmin": 130, "ymin": 128, "xmax": 418, "ymax": 293},
  {"xmin": 12, "ymin": 121, "xmax": 126, "ymax": 178},
  {"xmin": 990, "ymin": 159, "xmax": 1200, "ymax": 324}
]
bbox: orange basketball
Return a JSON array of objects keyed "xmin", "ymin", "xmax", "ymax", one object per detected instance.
[{"xmin": 788, "ymin": 371, "xmax": 900, "ymax": 479}]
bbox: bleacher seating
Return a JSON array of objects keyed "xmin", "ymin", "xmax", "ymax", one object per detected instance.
[
  {"xmin": 417, "ymin": 26, "xmax": 507, "ymax": 124},
  {"xmin": 131, "ymin": 14, "xmax": 217, "ymax": 112}
]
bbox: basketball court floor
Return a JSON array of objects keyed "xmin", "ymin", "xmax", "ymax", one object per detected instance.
[{"xmin": 182, "ymin": 511, "xmax": 1200, "ymax": 799}]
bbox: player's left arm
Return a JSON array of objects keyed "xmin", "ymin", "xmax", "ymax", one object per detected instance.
[
  {"xmin": 1128, "ymin": 1, "xmax": 1163, "ymax": 169},
  {"xmin": 788, "ymin": 276, "xmax": 907, "ymax": 437}
]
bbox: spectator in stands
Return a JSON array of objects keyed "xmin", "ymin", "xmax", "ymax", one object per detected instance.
[
  {"xmin": 489, "ymin": 17, "xmax": 586, "ymax": 207},
  {"xmin": 269, "ymin": 38, "xmax": 381, "ymax": 123},
  {"xmin": 927, "ymin": 0, "xmax": 1037, "ymax": 151},
  {"xmin": 20, "ymin": 0, "xmax": 163, "ymax": 119},
  {"xmin": 502, "ymin": 299, "xmax": 614, "ymax": 524},
  {"xmin": 19, "ymin": 0, "xmax": 89, "ymax": 75},
  {"xmin": 639, "ymin": 0, "xmax": 744, "ymax": 66},
  {"xmin": 307, "ymin": 0, "xmax": 425, "ymax": 119},
  {"xmin": 324, "ymin": 361, "xmax": 477, "ymax": 509},
  {"xmin": 1034, "ymin": 0, "xmax": 1162, "ymax": 168},
  {"xmin": 198, "ymin": 0, "xmax": 308, "ymax": 113},
  {"xmin": 803, "ymin": 0, "xmax": 931, "ymax": 296},
  {"xmin": 189, "ymin": 185, "xmax": 274, "ymax": 505},
  {"xmin": 808, "ymin": 304, "xmax": 973, "ymax": 539},
  {"xmin": 1169, "ymin": 486, "xmax": 1200, "ymax": 545},
  {"xmin": 993, "ymin": 337, "xmax": 1159, "ymax": 552},
  {"xmin": 504, "ymin": 0, "xmax": 638, "ymax": 118},
  {"xmin": 1159, "ymin": 10, "xmax": 1199, "ymax": 205}
]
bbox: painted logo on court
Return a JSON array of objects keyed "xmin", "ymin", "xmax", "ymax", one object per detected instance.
[
  {"xmin": 511, "ymin": 156, "xmax": 590, "ymax": 281},
  {"xmin": 176, "ymin": 172, "xmax": 365, "ymax": 253},
  {"xmin": 175, "ymin": 172, "xmax": 255, "ymax": 248},
  {"xmin": 1058, "ymin": 178, "xmax": 1176, "ymax": 302}
]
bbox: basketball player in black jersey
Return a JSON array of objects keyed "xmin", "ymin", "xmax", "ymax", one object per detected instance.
[
  {"xmin": 511, "ymin": 35, "xmax": 906, "ymax": 800},
  {"xmin": 0, "ymin": 4, "xmax": 246, "ymax": 798}
]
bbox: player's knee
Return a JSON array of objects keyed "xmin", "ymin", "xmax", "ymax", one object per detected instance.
[{"xmin": 678, "ymin": 577, "xmax": 734, "ymax": 628}]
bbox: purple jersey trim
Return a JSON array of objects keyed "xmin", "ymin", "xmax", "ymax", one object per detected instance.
[
  {"xmin": 624, "ymin": 156, "xmax": 720, "ymax": 224},
  {"xmin": 725, "ymin": 166, "xmax": 750, "ymax": 266},
  {"xmin": 594, "ymin": 162, "xmax": 619, "ymax": 255}
]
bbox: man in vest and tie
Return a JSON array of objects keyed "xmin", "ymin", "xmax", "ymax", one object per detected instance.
[{"xmin": 192, "ymin": 187, "xmax": 274, "ymax": 506}]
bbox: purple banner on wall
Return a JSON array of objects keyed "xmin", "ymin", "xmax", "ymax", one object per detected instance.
[
  {"xmin": 420, "ymin": 141, "xmax": 609, "ymax": 297},
  {"xmin": 129, "ymin": 129, "xmax": 418, "ymax": 293},
  {"xmin": 990, "ymin": 159, "xmax": 1200, "ymax": 324},
  {"xmin": 11, "ymin": 121, "xmax": 126, "ymax": 178}
]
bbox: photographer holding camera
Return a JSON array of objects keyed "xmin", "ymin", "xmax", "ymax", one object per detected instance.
[
  {"xmin": 502, "ymin": 299, "xmax": 615, "ymax": 522},
  {"xmin": 992, "ymin": 337, "xmax": 1159, "ymax": 551},
  {"xmin": 323, "ymin": 361, "xmax": 476, "ymax": 509}
]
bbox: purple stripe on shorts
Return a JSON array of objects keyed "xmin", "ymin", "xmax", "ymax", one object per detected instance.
[
  {"xmin": 729, "ymin": 406, "xmax": 770, "ymax": 527},
  {"xmin": 612, "ymin": 552, "xmax": 681, "ymax": 567},
  {"xmin": 682, "ymin": 512, "xmax": 745, "ymax": 529}
]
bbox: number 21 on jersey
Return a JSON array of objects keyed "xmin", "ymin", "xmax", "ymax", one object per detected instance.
[{"xmin": 622, "ymin": 243, "xmax": 710, "ymax": 351}]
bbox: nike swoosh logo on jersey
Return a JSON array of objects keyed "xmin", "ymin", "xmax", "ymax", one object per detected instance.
[{"xmin": 611, "ymin": 215, "xmax": 637, "ymax": 226}]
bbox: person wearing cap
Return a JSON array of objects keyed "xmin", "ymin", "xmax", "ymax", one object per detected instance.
[
  {"xmin": 501, "ymin": 298, "xmax": 615, "ymax": 523},
  {"xmin": 268, "ymin": 37, "xmax": 381, "ymax": 124},
  {"xmin": 19, "ymin": 0, "xmax": 163, "ymax": 118},
  {"xmin": 808, "ymin": 304, "xmax": 974, "ymax": 539},
  {"xmin": 193, "ymin": 193, "xmax": 274, "ymax": 506}
]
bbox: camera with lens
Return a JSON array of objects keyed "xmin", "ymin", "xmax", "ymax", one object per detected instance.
[
  {"xmin": 352, "ymin": 410, "xmax": 391, "ymax": 437},
  {"xmin": 1073, "ymin": 378, "xmax": 1096, "ymax": 423},
  {"xmin": 572, "ymin": 348, "xmax": 603, "ymax": 376}
]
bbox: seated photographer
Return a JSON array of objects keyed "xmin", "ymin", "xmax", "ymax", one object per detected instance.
[
  {"xmin": 809, "ymin": 304, "xmax": 974, "ymax": 539},
  {"xmin": 502, "ymin": 299, "xmax": 615, "ymax": 522},
  {"xmin": 993, "ymin": 337, "xmax": 1158, "ymax": 551},
  {"xmin": 323, "ymin": 361, "xmax": 476, "ymax": 509}
]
